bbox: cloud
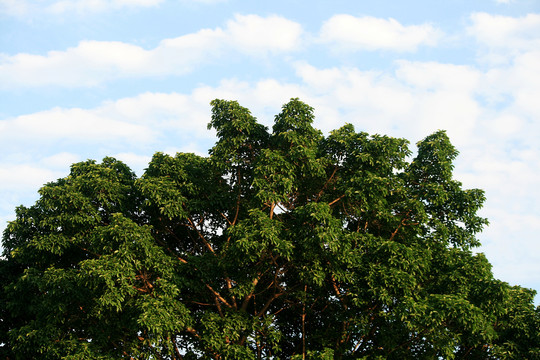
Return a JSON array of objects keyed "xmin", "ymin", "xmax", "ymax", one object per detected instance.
[
  {"xmin": 1, "ymin": 10, "xmax": 540, "ymax": 295},
  {"xmin": 292, "ymin": 61, "xmax": 482, "ymax": 144},
  {"xmin": 17, "ymin": 59, "xmax": 475, "ymax": 148},
  {"xmin": 46, "ymin": 0, "xmax": 165, "ymax": 14},
  {"xmin": 319, "ymin": 14, "xmax": 442, "ymax": 52},
  {"xmin": 1, "ymin": 0, "xmax": 232, "ymax": 17},
  {"xmin": 0, "ymin": 164, "xmax": 64, "ymax": 191},
  {"xmin": 0, "ymin": 91, "xmax": 227, "ymax": 160},
  {"xmin": 0, "ymin": 41, "xmax": 153, "ymax": 87},
  {"xmin": 225, "ymin": 14, "xmax": 304, "ymax": 55},
  {"xmin": 0, "ymin": 0, "xmax": 165, "ymax": 17},
  {"xmin": 100, "ymin": 91, "xmax": 217, "ymax": 141},
  {"xmin": 183, "ymin": 64, "xmax": 540, "ymax": 294},
  {"xmin": 0, "ymin": 91, "xmax": 220, "ymax": 218},
  {"xmin": 0, "ymin": 0, "xmax": 31, "ymax": 16},
  {"xmin": 468, "ymin": 13, "xmax": 540, "ymax": 53},
  {"xmin": 0, "ymin": 107, "xmax": 154, "ymax": 146},
  {"xmin": 395, "ymin": 61, "xmax": 481, "ymax": 92},
  {"xmin": 2, "ymin": 54, "xmax": 540, "ymax": 292},
  {"xmin": 41, "ymin": 152, "xmax": 81, "ymax": 169},
  {"xmin": 0, "ymin": 14, "xmax": 303, "ymax": 88},
  {"xmin": 111, "ymin": 152, "xmax": 152, "ymax": 175}
]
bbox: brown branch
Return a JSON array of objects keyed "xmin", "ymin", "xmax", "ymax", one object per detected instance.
[
  {"xmin": 316, "ymin": 165, "xmax": 339, "ymax": 201},
  {"xmin": 206, "ymin": 284, "xmax": 233, "ymax": 309},
  {"xmin": 272, "ymin": 301, "xmax": 293, "ymax": 316},
  {"xmin": 186, "ymin": 327, "xmax": 200, "ymax": 339},
  {"xmin": 241, "ymin": 273, "xmax": 263, "ymax": 311},
  {"xmin": 213, "ymin": 293, "xmax": 224, "ymax": 317},
  {"xmin": 191, "ymin": 301, "xmax": 213, "ymax": 306},
  {"xmin": 76, "ymin": 245, "xmax": 102, "ymax": 258},
  {"xmin": 269, "ymin": 202, "xmax": 276, "ymax": 219},
  {"xmin": 133, "ymin": 286, "xmax": 151, "ymax": 294},
  {"xmin": 155, "ymin": 230, "xmax": 188, "ymax": 264},
  {"xmin": 233, "ymin": 167, "xmax": 242, "ymax": 226},
  {"xmin": 226, "ymin": 277, "xmax": 238, "ymax": 309},
  {"xmin": 331, "ymin": 274, "xmax": 348, "ymax": 310},
  {"xmin": 352, "ymin": 303, "xmax": 380, "ymax": 354},
  {"xmin": 387, "ymin": 327, "xmax": 430, "ymax": 354},
  {"xmin": 171, "ymin": 336, "xmax": 184, "ymax": 360},
  {"xmin": 389, "ymin": 224, "xmax": 402, "ymax": 242},
  {"xmin": 114, "ymin": 340, "xmax": 136, "ymax": 360},
  {"xmin": 256, "ymin": 292, "xmax": 284, "ymax": 317},
  {"xmin": 219, "ymin": 211, "xmax": 233, "ymax": 226},
  {"xmin": 389, "ymin": 210, "xmax": 412, "ymax": 241},
  {"xmin": 302, "ymin": 284, "xmax": 307, "ymax": 360},
  {"xmin": 188, "ymin": 216, "xmax": 215, "ymax": 254},
  {"xmin": 328, "ymin": 194, "xmax": 345, "ymax": 206}
]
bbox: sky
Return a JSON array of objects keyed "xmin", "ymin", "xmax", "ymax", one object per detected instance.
[{"xmin": 1, "ymin": 0, "xmax": 539, "ymax": 300}]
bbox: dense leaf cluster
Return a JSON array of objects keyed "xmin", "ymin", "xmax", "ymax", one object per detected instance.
[{"xmin": 1, "ymin": 99, "xmax": 539, "ymax": 359}]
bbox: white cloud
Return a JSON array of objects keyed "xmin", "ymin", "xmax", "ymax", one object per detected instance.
[
  {"xmin": 1, "ymin": 107, "xmax": 154, "ymax": 144},
  {"xmin": 0, "ymin": 91, "xmax": 221, "ymax": 216},
  {"xmin": 1, "ymin": 0, "xmax": 232, "ymax": 17},
  {"xmin": 468, "ymin": 12, "xmax": 540, "ymax": 52},
  {"xmin": 225, "ymin": 14, "xmax": 304, "ymax": 55},
  {"xmin": 46, "ymin": 0, "xmax": 164, "ymax": 14},
  {"xmin": 0, "ymin": 14, "xmax": 303, "ymax": 88},
  {"xmin": 319, "ymin": 14, "xmax": 442, "ymax": 52},
  {"xmin": 188, "ymin": 66, "xmax": 540, "ymax": 294},
  {"xmin": 100, "ymin": 91, "xmax": 217, "ymax": 141},
  {"xmin": 479, "ymin": 50, "xmax": 540, "ymax": 132},
  {"xmin": 3, "ymin": 0, "xmax": 237, "ymax": 18},
  {"xmin": 292, "ymin": 61, "xmax": 481, "ymax": 144},
  {"xmin": 111, "ymin": 152, "xmax": 152, "ymax": 175},
  {"xmin": 0, "ymin": 0, "xmax": 31, "ymax": 16},
  {"xmin": 395, "ymin": 61, "xmax": 481, "ymax": 92},
  {"xmin": 1, "ymin": 9, "xmax": 540, "ymax": 296},
  {"xmin": 0, "ymin": 91, "xmax": 227, "ymax": 162},
  {"xmin": 0, "ymin": 41, "xmax": 154, "ymax": 87},
  {"xmin": 2, "ymin": 54, "xmax": 540, "ymax": 293},
  {"xmin": 0, "ymin": 164, "xmax": 63, "ymax": 190},
  {"xmin": 41, "ymin": 152, "xmax": 81, "ymax": 169},
  {"xmin": 0, "ymin": 0, "xmax": 165, "ymax": 17}
]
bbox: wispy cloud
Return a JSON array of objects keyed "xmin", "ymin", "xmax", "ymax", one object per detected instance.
[
  {"xmin": 0, "ymin": 14, "xmax": 303, "ymax": 88},
  {"xmin": 0, "ymin": 108, "xmax": 155, "ymax": 148},
  {"xmin": 0, "ymin": 0, "xmax": 166, "ymax": 17},
  {"xmin": 0, "ymin": 164, "xmax": 64, "ymax": 190},
  {"xmin": 47, "ymin": 0, "xmax": 165, "ymax": 14},
  {"xmin": 0, "ymin": 91, "xmax": 219, "ymax": 152},
  {"xmin": 468, "ymin": 12, "xmax": 540, "ymax": 58},
  {"xmin": 0, "ymin": 0, "xmax": 32, "ymax": 17},
  {"xmin": 319, "ymin": 15, "xmax": 442, "ymax": 52},
  {"xmin": 1, "ymin": 8, "xmax": 539, "ymax": 294}
]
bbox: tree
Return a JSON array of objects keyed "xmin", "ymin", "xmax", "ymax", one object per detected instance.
[{"xmin": 1, "ymin": 98, "xmax": 539, "ymax": 359}]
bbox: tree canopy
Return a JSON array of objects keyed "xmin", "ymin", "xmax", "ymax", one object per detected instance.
[{"xmin": 1, "ymin": 98, "xmax": 539, "ymax": 359}]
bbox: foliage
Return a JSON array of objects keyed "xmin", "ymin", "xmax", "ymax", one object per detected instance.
[{"xmin": 1, "ymin": 99, "xmax": 539, "ymax": 359}]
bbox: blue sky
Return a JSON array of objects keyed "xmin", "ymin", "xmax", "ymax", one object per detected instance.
[{"xmin": 1, "ymin": 0, "xmax": 539, "ymax": 300}]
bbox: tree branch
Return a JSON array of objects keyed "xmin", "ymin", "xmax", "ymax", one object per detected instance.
[
  {"xmin": 226, "ymin": 277, "xmax": 238, "ymax": 309},
  {"xmin": 206, "ymin": 284, "xmax": 233, "ymax": 309},
  {"xmin": 154, "ymin": 233, "xmax": 188, "ymax": 264},
  {"xmin": 256, "ymin": 292, "xmax": 284, "ymax": 317},
  {"xmin": 269, "ymin": 202, "xmax": 276, "ymax": 219},
  {"xmin": 241, "ymin": 273, "xmax": 263, "ymax": 312},
  {"xmin": 329, "ymin": 194, "xmax": 345, "ymax": 206},
  {"xmin": 317, "ymin": 165, "xmax": 339, "ymax": 201},
  {"xmin": 188, "ymin": 216, "xmax": 215, "ymax": 254}
]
